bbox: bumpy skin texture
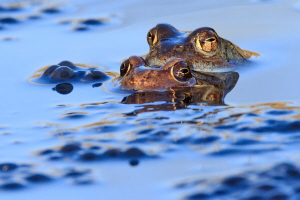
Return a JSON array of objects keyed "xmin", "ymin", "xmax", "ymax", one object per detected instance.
[
  {"xmin": 145, "ymin": 24, "xmax": 259, "ymax": 71},
  {"xmin": 119, "ymin": 56, "xmax": 196, "ymax": 91}
]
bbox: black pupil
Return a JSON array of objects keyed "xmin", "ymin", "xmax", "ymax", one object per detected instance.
[
  {"xmin": 180, "ymin": 68, "xmax": 189, "ymax": 74},
  {"xmin": 121, "ymin": 63, "xmax": 125, "ymax": 70},
  {"xmin": 206, "ymin": 38, "xmax": 215, "ymax": 42}
]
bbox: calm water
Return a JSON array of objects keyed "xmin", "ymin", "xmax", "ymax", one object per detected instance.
[{"xmin": 1, "ymin": 0, "xmax": 300, "ymax": 199}]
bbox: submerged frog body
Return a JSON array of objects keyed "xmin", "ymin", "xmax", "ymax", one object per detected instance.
[
  {"xmin": 118, "ymin": 56, "xmax": 239, "ymax": 96},
  {"xmin": 145, "ymin": 24, "xmax": 259, "ymax": 71}
]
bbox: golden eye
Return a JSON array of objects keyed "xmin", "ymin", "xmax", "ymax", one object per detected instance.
[
  {"xmin": 120, "ymin": 60, "xmax": 131, "ymax": 77},
  {"xmin": 147, "ymin": 30, "xmax": 158, "ymax": 45},
  {"xmin": 172, "ymin": 61, "xmax": 193, "ymax": 82},
  {"xmin": 194, "ymin": 30, "xmax": 218, "ymax": 54}
]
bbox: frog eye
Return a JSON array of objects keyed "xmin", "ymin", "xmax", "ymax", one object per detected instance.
[
  {"xmin": 147, "ymin": 30, "xmax": 158, "ymax": 46},
  {"xmin": 120, "ymin": 60, "xmax": 131, "ymax": 77},
  {"xmin": 195, "ymin": 30, "xmax": 218, "ymax": 53},
  {"xmin": 172, "ymin": 61, "xmax": 193, "ymax": 82}
]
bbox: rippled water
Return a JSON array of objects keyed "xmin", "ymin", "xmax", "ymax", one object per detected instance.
[{"xmin": 1, "ymin": 0, "xmax": 300, "ymax": 199}]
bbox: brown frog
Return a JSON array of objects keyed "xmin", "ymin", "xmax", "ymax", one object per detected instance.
[
  {"xmin": 145, "ymin": 24, "xmax": 259, "ymax": 71},
  {"xmin": 119, "ymin": 56, "xmax": 196, "ymax": 91},
  {"xmin": 118, "ymin": 56, "xmax": 239, "ymax": 96}
]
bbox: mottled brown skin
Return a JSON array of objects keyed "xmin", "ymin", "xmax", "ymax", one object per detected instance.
[
  {"xmin": 118, "ymin": 56, "xmax": 239, "ymax": 96},
  {"xmin": 145, "ymin": 24, "xmax": 259, "ymax": 71},
  {"xmin": 119, "ymin": 56, "xmax": 196, "ymax": 91}
]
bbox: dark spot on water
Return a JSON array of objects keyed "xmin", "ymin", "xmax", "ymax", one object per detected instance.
[
  {"xmin": 79, "ymin": 152, "xmax": 99, "ymax": 161},
  {"xmin": 72, "ymin": 177, "xmax": 94, "ymax": 185},
  {"xmin": 186, "ymin": 192, "xmax": 210, "ymax": 200},
  {"xmin": 0, "ymin": 6, "xmax": 22, "ymax": 12},
  {"xmin": 89, "ymin": 146, "xmax": 101, "ymax": 150},
  {"xmin": 103, "ymin": 148, "xmax": 122, "ymax": 157},
  {"xmin": 1, "ymin": 182, "xmax": 24, "ymax": 190},
  {"xmin": 53, "ymin": 83, "xmax": 73, "ymax": 95},
  {"xmin": 214, "ymin": 124, "xmax": 237, "ymax": 130},
  {"xmin": 256, "ymin": 184, "xmax": 276, "ymax": 191},
  {"xmin": 153, "ymin": 131, "xmax": 170, "ymax": 137},
  {"xmin": 222, "ymin": 176, "xmax": 248, "ymax": 188},
  {"xmin": 173, "ymin": 137, "xmax": 192, "ymax": 144},
  {"xmin": 266, "ymin": 110, "xmax": 292, "ymax": 115},
  {"xmin": 262, "ymin": 163, "xmax": 300, "ymax": 180},
  {"xmin": 127, "ymin": 137, "xmax": 149, "ymax": 144},
  {"xmin": 0, "ymin": 17, "xmax": 19, "ymax": 24},
  {"xmin": 40, "ymin": 7, "xmax": 60, "ymax": 14},
  {"xmin": 49, "ymin": 155, "xmax": 63, "ymax": 160},
  {"xmin": 124, "ymin": 147, "xmax": 145, "ymax": 158},
  {"xmin": 25, "ymin": 173, "xmax": 51, "ymax": 183},
  {"xmin": 234, "ymin": 138, "xmax": 259, "ymax": 145},
  {"xmin": 240, "ymin": 120, "xmax": 300, "ymax": 133},
  {"xmin": 210, "ymin": 147, "xmax": 279, "ymax": 156},
  {"xmin": 80, "ymin": 19, "xmax": 103, "ymax": 25},
  {"xmin": 244, "ymin": 196, "xmax": 265, "ymax": 200},
  {"xmin": 270, "ymin": 193, "xmax": 288, "ymax": 200},
  {"xmin": 136, "ymin": 129, "xmax": 154, "ymax": 135},
  {"xmin": 92, "ymin": 83, "xmax": 102, "ymax": 88},
  {"xmin": 129, "ymin": 159, "xmax": 139, "ymax": 166},
  {"xmin": 39, "ymin": 149, "xmax": 55, "ymax": 155},
  {"xmin": 60, "ymin": 144, "xmax": 81, "ymax": 153},
  {"xmin": 0, "ymin": 163, "xmax": 18, "ymax": 172},
  {"xmin": 191, "ymin": 135, "xmax": 220, "ymax": 144},
  {"xmin": 26, "ymin": 15, "xmax": 41, "ymax": 20},
  {"xmin": 72, "ymin": 25, "xmax": 89, "ymax": 31},
  {"xmin": 65, "ymin": 169, "xmax": 90, "ymax": 178},
  {"xmin": 212, "ymin": 188, "xmax": 229, "ymax": 196}
]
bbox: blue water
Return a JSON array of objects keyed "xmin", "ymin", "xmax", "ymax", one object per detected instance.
[{"xmin": 1, "ymin": 0, "xmax": 300, "ymax": 199}]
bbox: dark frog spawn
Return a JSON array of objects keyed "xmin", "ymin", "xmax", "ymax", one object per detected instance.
[
  {"xmin": 29, "ymin": 60, "xmax": 110, "ymax": 84},
  {"xmin": 145, "ymin": 24, "xmax": 260, "ymax": 71},
  {"xmin": 40, "ymin": 61, "xmax": 108, "ymax": 83},
  {"xmin": 118, "ymin": 56, "xmax": 239, "ymax": 107},
  {"xmin": 29, "ymin": 61, "xmax": 110, "ymax": 94}
]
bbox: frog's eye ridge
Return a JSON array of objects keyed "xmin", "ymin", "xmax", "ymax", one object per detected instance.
[
  {"xmin": 120, "ymin": 60, "xmax": 131, "ymax": 77},
  {"xmin": 172, "ymin": 61, "xmax": 193, "ymax": 82},
  {"xmin": 147, "ymin": 30, "xmax": 157, "ymax": 46}
]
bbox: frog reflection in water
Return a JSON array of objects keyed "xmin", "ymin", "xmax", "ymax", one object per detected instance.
[
  {"xmin": 119, "ymin": 56, "xmax": 239, "ymax": 109},
  {"xmin": 145, "ymin": 24, "xmax": 259, "ymax": 71}
]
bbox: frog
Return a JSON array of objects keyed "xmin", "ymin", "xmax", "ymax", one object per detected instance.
[
  {"xmin": 118, "ymin": 56, "xmax": 196, "ymax": 91},
  {"xmin": 118, "ymin": 56, "xmax": 239, "ymax": 97},
  {"xmin": 145, "ymin": 23, "xmax": 259, "ymax": 71}
]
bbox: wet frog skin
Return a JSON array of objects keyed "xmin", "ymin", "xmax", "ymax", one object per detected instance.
[
  {"xmin": 145, "ymin": 24, "xmax": 259, "ymax": 71},
  {"xmin": 118, "ymin": 56, "xmax": 196, "ymax": 91},
  {"xmin": 118, "ymin": 56, "xmax": 239, "ymax": 94}
]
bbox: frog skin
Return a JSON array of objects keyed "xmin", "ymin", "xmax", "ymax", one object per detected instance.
[
  {"xmin": 145, "ymin": 24, "xmax": 259, "ymax": 71},
  {"xmin": 118, "ymin": 56, "xmax": 196, "ymax": 91},
  {"xmin": 118, "ymin": 56, "xmax": 239, "ymax": 94}
]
